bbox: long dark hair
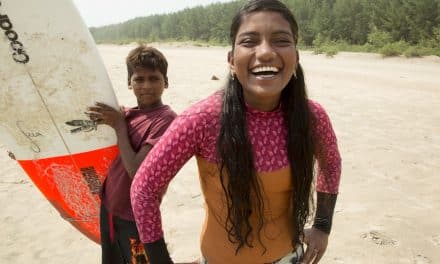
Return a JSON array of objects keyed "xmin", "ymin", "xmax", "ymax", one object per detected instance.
[{"xmin": 217, "ymin": 0, "xmax": 315, "ymax": 253}]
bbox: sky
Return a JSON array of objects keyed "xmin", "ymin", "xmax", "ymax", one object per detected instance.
[{"xmin": 72, "ymin": 0, "xmax": 234, "ymax": 27}]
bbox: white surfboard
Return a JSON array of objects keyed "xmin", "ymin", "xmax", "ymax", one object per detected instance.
[{"xmin": 0, "ymin": 0, "xmax": 119, "ymax": 243}]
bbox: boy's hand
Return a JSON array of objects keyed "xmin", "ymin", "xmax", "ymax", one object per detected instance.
[{"xmin": 86, "ymin": 102, "xmax": 125, "ymax": 131}]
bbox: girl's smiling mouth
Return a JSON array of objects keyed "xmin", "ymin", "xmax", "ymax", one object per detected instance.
[{"xmin": 251, "ymin": 65, "xmax": 280, "ymax": 79}]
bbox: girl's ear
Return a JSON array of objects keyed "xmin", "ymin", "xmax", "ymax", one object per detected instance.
[
  {"xmin": 294, "ymin": 50, "xmax": 300, "ymax": 74},
  {"xmin": 296, "ymin": 50, "xmax": 300, "ymax": 64},
  {"xmin": 164, "ymin": 77, "xmax": 169, "ymax": 88},
  {"xmin": 227, "ymin": 50, "xmax": 235, "ymax": 74}
]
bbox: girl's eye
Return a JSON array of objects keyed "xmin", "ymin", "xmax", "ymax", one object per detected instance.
[
  {"xmin": 240, "ymin": 39, "xmax": 257, "ymax": 47},
  {"xmin": 274, "ymin": 39, "xmax": 293, "ymax": 46}
]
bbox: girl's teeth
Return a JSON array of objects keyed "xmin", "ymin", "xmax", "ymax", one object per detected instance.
[{"xmin": 252, "ymin": 66, "xmax": 278, "ymax": 73}]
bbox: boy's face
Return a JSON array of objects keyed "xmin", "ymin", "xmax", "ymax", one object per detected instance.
[{"xmin": 129, "ymin": 67, "xmax": 167, "ymax": 110}]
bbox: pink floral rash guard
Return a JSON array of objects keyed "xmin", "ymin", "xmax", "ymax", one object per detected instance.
[{"xmin": 130, "ymin": 91, "xmax": 341, "ymax": 244}]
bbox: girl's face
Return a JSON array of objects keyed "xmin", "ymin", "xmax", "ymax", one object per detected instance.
[{"xmin": 229, "ymin": 11, "xmax": 298, "ymax": 111}]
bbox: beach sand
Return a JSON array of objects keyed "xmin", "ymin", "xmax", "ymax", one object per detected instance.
[{"xmin": 1, "ymin": 44, "xmax": 439, "ymax": 263}]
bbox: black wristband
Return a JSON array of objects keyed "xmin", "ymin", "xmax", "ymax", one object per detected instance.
[
  {"xmin": 143, "ymin": 238, "xmax": 173, "ymax": 264},
  {"xmin": 313, "ymin": 217, "xmax": 332, "ymax": 234}
]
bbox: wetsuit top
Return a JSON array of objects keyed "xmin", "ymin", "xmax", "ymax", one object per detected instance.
[{"xmin": 131, "ymin": 91, "xmax": 341, "ymax": 263}]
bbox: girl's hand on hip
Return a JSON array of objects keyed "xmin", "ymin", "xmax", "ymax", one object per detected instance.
[{"xmin": 301, "ymin": 227, "xmax": 329, "ymax": 264}]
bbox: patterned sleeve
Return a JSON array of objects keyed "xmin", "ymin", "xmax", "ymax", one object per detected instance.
[
  {"xmin": 130, "ymin": 112, "xmax": 204, "ymax": 243},
  {"xmin": 309, "ymin": 101, "xmax": 342, "ymax": 194}
]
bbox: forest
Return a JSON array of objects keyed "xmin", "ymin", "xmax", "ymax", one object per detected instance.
[{"xmin": 90, "ymin": 0, "xmax": 440, "ymax": 56}]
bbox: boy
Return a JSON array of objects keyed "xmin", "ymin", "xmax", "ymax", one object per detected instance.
[{"xmin": 87, "ymin": 45, "xmax": 176, "ymax": 264}]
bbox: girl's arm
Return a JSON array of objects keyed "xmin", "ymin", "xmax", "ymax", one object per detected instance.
[
  {"xmin": 310, "ymin": 101, "xmax": 341, "ymax": 197},
  {"xmin": 130, "ymin": 113, "xmax": 204, "ymax": 263},
  {"xmin": 302, "ymin": 101, "xmax": 341, "ymax": 263}
]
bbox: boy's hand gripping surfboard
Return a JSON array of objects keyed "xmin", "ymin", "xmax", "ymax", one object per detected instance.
[{"xmin": 0, "ymin": 0, "xmax": 119, "ymax": 244}]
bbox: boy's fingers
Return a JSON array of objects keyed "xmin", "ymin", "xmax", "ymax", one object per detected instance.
[
  {"xmin": 95, "ymin": 102, "xmax": 112, "ymax": 109},
  {"xmin": 87, "ymin": 107, "xmax": 111, "ymax": 114},
  {"xmin": 84, "ymin": 112, "xmax": 106, "ymax": 124},
  {"xmin": 86, "ymin": 106, "xmax": 102, "ymax": 112},
  {"xmin": 95, "ymin": 119, "xmax": 105, "ymax": 125},
  {"xmin": 85, "ymin": 111, "xmax": 101, "ymax": 118}
]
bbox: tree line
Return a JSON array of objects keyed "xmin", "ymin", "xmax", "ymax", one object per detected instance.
[{"xmin": 90, "ymin": 0, "xmax": 440, "ymax": 55}]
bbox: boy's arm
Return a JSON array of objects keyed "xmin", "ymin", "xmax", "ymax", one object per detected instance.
[
  {"xmin": 115, "ymin": 127, "xmax": 152, "ymax": 179},
  {"xmin": 87, "ymin": 102, "xmax": 150, "ymax": 178}
]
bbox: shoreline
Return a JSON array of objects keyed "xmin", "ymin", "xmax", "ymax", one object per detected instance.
[{"xmin": 96, "ymin": 41, "xmax": 440, "ymax": 59}]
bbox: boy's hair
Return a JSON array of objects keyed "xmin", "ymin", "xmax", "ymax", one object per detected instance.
[{"xmin": 126, "ymin": 45, "xmax": 168, "ymax": 86}]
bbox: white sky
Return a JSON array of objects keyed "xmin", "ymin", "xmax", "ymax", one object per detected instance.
[{"xmin": 72, "ymin": 0, "xmax": 234, "ymax": 27}]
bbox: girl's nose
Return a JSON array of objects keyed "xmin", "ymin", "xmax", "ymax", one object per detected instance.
[{"xmin": 255, "ymin": 40, "xmax": 276, "ymax": 61}]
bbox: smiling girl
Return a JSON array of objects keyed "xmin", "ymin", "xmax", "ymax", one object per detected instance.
[{"xmin": 130, "ymin": 1, "xmax": 341, "ymax": 263}]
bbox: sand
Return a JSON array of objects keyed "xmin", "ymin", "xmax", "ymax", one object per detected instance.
[{"xmin": 1, "ymin": 44, "xmax": 439, "ymax": 263}]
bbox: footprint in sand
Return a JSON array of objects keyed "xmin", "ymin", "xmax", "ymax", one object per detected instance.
[
  {"xmin": 413, "ymin": 254, "xmax": 431, "ymax": 264},
  {"xmin": 332, "ymin": 257, "xmax": 344, "ymax": 263},
  {"xmin": 431, "ymin": 235, "xmax": 440, "ymax": 247},
  {"xmin": 361, "ymin": 230, "xmax": 397, "ymax": 246}
]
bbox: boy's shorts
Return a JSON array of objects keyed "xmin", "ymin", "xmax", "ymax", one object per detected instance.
[{"xmin": 100, "ymin": 204, "xmax": 149, "ymax": 264}]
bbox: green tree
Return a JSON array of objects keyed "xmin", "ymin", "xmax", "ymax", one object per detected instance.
[{"xmin": 333, "ymin": 0, "xmax": 369, "ymax": 44}]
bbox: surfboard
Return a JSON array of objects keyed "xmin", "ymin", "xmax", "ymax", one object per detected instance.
[{"xmin": 0, "ymin": 0, "xmax": 119, "ymax": 244}]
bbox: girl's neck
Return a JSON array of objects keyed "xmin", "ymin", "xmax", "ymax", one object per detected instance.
[{"xmin": 243, "ymin": 94, "xmax": 280, "ymax": 112}]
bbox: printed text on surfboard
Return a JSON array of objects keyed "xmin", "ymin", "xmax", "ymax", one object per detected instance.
[{"xmin": 0, "ymin": 8, "xmax": 30, "ymax": 64}]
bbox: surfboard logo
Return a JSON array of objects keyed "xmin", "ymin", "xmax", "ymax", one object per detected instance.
[
  {"xmin": 16, "ymin": 120, "xmax": 42, "ymax": 153},
  {"xmin": 0, "ymin": 2, "xmax": 30, "ymax": 64},
  {"xmin": 65, "ymin": 120, "xmax": 98, "ymax": 133}
]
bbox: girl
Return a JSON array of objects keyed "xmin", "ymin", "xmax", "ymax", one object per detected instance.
[{"xmin": 131, "ymin": 1, "xmax": 341, "ymax": 263}]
